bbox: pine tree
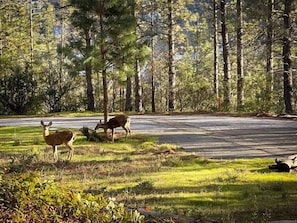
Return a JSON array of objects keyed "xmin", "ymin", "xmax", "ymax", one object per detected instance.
[
  {"xmin": 167, "ymin": 0, "xmax": 175, "ymax": 111},
  {"xmin": 283, "ymin": 0, "xmax": 294, "ymax": 113},
  {"xmin": 95, "ymin": 0, "xmax": 137, "ymax": 121},
  {"xmin": 236, "ymin": 0, "xmax": 244, "ymax": 110},
  {"xmin": 220, "ymin": 0, "xmax": 231, "ymax": 110},
  {"xmin": 266, "ymin": 0, "xmax": 274, "ymax": 105},
  {"xmin": 213, "ymin": 0, "xmax": 219, "ymax": 100},
  {"xmin": 69, "ymin": 0, "xmax": 96, "ymax": 111}
]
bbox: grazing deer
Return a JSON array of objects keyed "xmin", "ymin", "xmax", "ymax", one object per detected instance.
[
  {"xmin": 40, "ymin": 121, "xmax": 75, "ymax": 161},
  {"xmin": 95, "ymin": 114, "xmax": 131, "ymax": 142}
]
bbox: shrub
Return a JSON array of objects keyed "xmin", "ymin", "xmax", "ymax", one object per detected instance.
[
  {"xmin": 0, "ymin": 172, "xmax": 144, "ymax": 222},
  {"xmin": 0, "ymin": 65, "xmax": 42, "ymax": 115},
  {"xmin": 80, "ymin": 127, "xmax": 104, "ymax": 142}
]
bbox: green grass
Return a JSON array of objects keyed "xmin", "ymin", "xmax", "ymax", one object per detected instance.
[{"xmin": 0, "ymin": 125, "xmax": 297, "ymax": 222}]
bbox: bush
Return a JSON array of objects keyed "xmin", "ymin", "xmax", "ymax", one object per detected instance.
[
  {"xmin": 0, "ymin": 65, "xmax": 42, "ymax": 115},
  {"xmin": 80, "ymin": 127, "xmax": 104, "ymax": 142},
  {"xmin": 0, "ymin": 172, "xmax": 144, "ymax": 222}
]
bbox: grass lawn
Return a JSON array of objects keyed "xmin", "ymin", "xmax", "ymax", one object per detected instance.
[{"xmin": 0, "ymin": 125, "xmax": 297, "ymax": 222}]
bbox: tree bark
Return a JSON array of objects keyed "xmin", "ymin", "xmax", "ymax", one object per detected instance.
[
  {"xmin": 220, "ymin": 0, "xmax": 231, "ymax": 110},
  {"xmin": 133, "ymin": 1, "xmax": 143, "ymax": 113},
  {"xmin": 102, "ymin": 68, "xmax": 108, "ymax": 123},
  {"xmin": 125, "ymin": 75, "xmax": 133, "ymax": 111},
  {"xmin": 213, "ymin": 0, "xmax": 219, "ymax": 100},
  {"xmin": 167, "ymin": 0, "xmax": 175, "ymax": 111},
  {"xmin": 134, "ymin": 59, "xmax": 143, "ymax": 112},
  {"xmin": 266, "ymin": 0, "xmax": 274, "ymax": 104},
  {"xmin": 283, "ymin": 0, "xmax": 294, "ymax": 114},
  {"xmin": 236, "ymin": 0, "xmax": 244, "ymax": 111},
  {"xmin": 97, "ymin": 0, "xmax": 108, "ymax": 124},
  {"xmin": 150, "ymin": 1, "xmax": 156, "ymax": 113},
  {"xmin": 85, "ymin": 29, "xmax": 95, "ymax": 111},
  {"xmin": 151, "ymin": 43, "xmax": 156, "ymax": 113},
  {"xmin": 29, "ymin": 0, "xmax": 34, "ymax": 67}
]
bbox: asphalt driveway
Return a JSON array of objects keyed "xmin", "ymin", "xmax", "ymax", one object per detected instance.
[{"xmin": 134, "ymin": 115, "xmax": 297, "ymax": 159}]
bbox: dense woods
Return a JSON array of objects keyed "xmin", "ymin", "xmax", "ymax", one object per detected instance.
[{"xmin": 0, "ymin": 0, "xmax": 297, "ymax": 115}]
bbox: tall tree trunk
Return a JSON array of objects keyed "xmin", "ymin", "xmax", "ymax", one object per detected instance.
[
  {"xmin": 236, "ymin": 0, "xmax": 244, "ymax": 110},
  {"xmin": 150, "ymin": 1, "xmax": 156, "ymax": 113},
  {"xmin": 58, "ymin": 5, "xmax": 65, "ymax": 112},
  {"xmin": 213, "ymin": 0, "xmax": 219, "ymax": 100},
  {"xmin": 220, "ymin": 0, "xmax": 231, "ymax": 110},
  {"xmin": 266, "ymin": 0, "xmax": 274, "ymax": 105},
  {"xmin": 283, "ymin": 0, "xmax": 294, "ymax": 114},
  {"xmin": 97, "ymin": 0, "xmax": 108, "ymax": 124},
  {"xmin": 29, "ymin": 0, "xmax": 34, "ymax": 67},
  {"xmin": 133, "ymin": 0, "xmax": 143, "ymax": 113},
  {"xmin": 167, "ymin": 0, "xmax": 175, "ymax": 111},
  {"xmin": 124, "ymin": 0, "xmax": 134, "ymax": 113},
  {"xmin": 85, "ymin": 30, "xmax": 95, "ymax": 111},
  {"xmin": 111, "ymin": 78, "xmax": 116, "ymax": 112},
  {"xmin": 102, "ymin": 67, "xmax": 108, "ymax": 123},
  {"xmin": 151, "ymin": 42, "xmax": 156, "ymax": 113},
  {"xmin": 134, "ymin": 59, "xmax": 143, "ymax": 112},
  {"xmin": 125, "ymin": 76, "xmax": 133, "ymax": 111},
  {"xmin": 95, "ymin": 72, "xmax": 101, "ymax": 111}
]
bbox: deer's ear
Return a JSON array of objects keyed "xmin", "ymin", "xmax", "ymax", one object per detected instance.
[
  {"xmin": 49, "ymin": 121, "xmax": 53, "ymax": 126},
  {"xmin": 41, "ymin": 120, "xmax": 44, "ymax": 126}
]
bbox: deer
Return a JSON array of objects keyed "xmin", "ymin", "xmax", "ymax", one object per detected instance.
[
  {"xmin": 95, "ymin": 114, "xmax": 131, "ymax": 142},
  {"xmin": 40, "ymin": 121, "xmax": 75, "ymax": 161}
]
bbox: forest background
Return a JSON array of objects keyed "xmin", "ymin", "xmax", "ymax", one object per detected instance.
[{"xmin": 0, "ymin": 0, "xmax": 296, "ymax": 119}]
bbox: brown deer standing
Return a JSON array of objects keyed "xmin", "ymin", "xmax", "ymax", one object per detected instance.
[
  {"xmin": 95, "ymin": 114, "xmax": 131, "ymax": 142},
  {"xmin": 41, "ymin": 121, "xmax": 75, "ymax": 161}
]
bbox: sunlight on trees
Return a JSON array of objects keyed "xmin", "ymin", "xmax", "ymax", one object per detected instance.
[{"xmin": 0, "ymin": 0, "xmax": 296, "ymax": 115}]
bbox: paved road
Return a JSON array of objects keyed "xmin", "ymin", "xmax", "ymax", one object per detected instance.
[{"xmin": 1, "ymin": 115, "xmax": 297, "ymax": 159}]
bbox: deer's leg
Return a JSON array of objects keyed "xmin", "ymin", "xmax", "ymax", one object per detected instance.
[
  {"xmin": 123, "ymin": 123, "xmax": 131, "ymax": 139},
  {"xmin": 123, "ymin": 126, "xmax": 128, "ymax": 140},
  {"xmin": 66, "ymin": 143, "xmax": 74, "ymax": 160},
  {"xmin": 127, "ymin": 119, "xmax": 131, "ymax": 137},
  {"xmin": 111, "ymin": 128, "xmax": 114, "ymax": 143},
  {"xmin": 127, "ymin": 124, "xmax": 131, "ymax": 137},
  {"xmin": 53, "ymin": 145, "xmax": 58, "ymax": 161}
]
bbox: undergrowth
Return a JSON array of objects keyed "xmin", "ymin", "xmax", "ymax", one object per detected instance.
[{"xmin": 0, "ymin": 172, "xmax": 144, "ymax": 222}]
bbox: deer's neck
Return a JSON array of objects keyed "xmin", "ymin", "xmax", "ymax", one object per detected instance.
[{"xmin": 43, "ymin": 129, "xmax": 50, "ymax": 137}]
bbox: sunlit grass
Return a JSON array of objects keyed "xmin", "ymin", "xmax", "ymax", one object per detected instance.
[{"xmin": 1, "ymin": 125, "xmax": 297, "ymax": 222}]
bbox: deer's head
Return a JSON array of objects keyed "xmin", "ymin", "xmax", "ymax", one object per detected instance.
[
  {"xmin": 41, "ymin": 120, "xmax": 53, "ymax": 135},
  {"xmin": 95, "ymin": 120, "xmax": 107, "ymax": 130}
]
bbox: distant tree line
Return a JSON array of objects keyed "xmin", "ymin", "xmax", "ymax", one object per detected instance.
[{"xmin": 0, "ymin": 0, "xmax": 296, "ymax": 116}]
